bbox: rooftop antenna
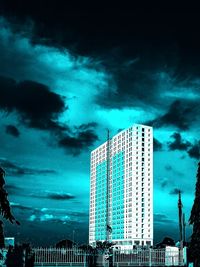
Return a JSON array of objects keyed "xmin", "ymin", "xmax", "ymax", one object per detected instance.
[{"xmin": 106, "ymin": 129, "xmax": 112, "ymax": 242}]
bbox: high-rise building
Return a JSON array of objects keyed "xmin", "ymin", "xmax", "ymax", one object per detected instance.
[{"xmin": 89, "ymin": 124, "xmax": 153, "ymax": 249}]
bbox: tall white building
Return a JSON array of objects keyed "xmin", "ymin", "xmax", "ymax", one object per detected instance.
[{"xmin": 89, "ymin": 124, "xmax": 153, "ymax": 249}]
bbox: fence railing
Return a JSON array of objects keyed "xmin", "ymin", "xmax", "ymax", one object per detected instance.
[
  {"xmin": 32, "ymin": 247, "xmax": 184, "ymax": 266},
  {"xmin": 113, "ymin": 248, "xmax": 183, "ymax": 266},
  {"xmin": 33, "ymin": 248, "xmax": 89, "ymax": 264}
]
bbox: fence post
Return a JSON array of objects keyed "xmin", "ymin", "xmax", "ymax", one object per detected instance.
[
  {"xmin": 22, "ymin": 248, "xmax": 26, "ymax": 267},
  {"xmin": 149, "ymin": 248, "xmax": 152, "ymax": 267},
  {"xmin": 84, "ymin": 252, "xmax": 86, "ymax": 267}
]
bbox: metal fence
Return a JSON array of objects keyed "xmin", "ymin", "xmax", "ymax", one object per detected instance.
[
  {"xmin": 33, "ymin": 248, "xmax": 89, "ymax": 265},
  {"xmin": 113, "ymin": 248, "xmax": 183, "ymax": 266},
  {"xmin": 32, "ymin": 247, "xmax": 184, "ymax": 266}
]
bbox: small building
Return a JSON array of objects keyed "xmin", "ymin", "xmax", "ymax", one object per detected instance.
[
  {"xmin": 165, "ymin": 246, "xmax": 179, "ymax": 266},
  {"xmin": 5, "ymin": 237, "xmax": 15, "ymax": 247}
]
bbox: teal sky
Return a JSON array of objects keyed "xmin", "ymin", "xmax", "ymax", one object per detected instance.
[{"xmin": 0, "ymin": 5, "xmax": 199, "ymax": 246}]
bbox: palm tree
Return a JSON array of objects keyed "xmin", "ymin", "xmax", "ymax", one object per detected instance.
[{"xmin": 0, "ymin": 167, "xmax": 20, "ymax": 248}]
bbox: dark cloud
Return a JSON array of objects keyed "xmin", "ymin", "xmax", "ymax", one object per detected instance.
[
  {"xmin": 187, "ymin": 141, "xmax": 200, "ymax": 160},
  {"xmin": 0, "ymin": 3, "xmax": 178, "ymax": 55},
  {"xmin": 5, "ymin": 184, "xmax": 22, "ymax": 195},
  {"xmin": 0, "ymin": 76, "xmax": 98, "ymax": 155},
  {"xmin": 97, "ymin": 67, "xmax": 161, "ymax": 108},
  {"xmin": 32, "ymin": 192, "xmax": 75, "ymax": 201},
  {"xmin": 1, "ymin": 3, "xmax": 200, "ymax": 120},
  {"xmin": 153, "ymin": 138, "xmax": 163, "ymax": 151},
  {"xmin": 164, "ymin": 164, "xmax": 183, "ymax": 177},
  {"xmin": 169, "ymin": 188, "xmax": 183, "ymax": 195},
  {"xmin": 75, "ymin": 122, "xmax": 98, "ymax": 131},
  {"xmin": 0, "ymin": 76, "xmax": 66, "ymax": 131},
  {"xmin": 154, "ymin": 214, "xmax": 175, "ymax": 224},
  {"xmin": 69, "ymin": 211, "xmax": 88, "ymax": 218},
  {"xmin": 167, "ymin": 134, "xmax": 199, "ymax": 160},
  {"xmin": 46, "ymin": 193, "xmax": 75, "ymax": 200},
  {"xmin": 161, "ymin": 180, "xmax": 168, "ymax": 188},
  {"xmin": 165, "ymin": 165, "xmax": 172, "ymax": 171},
  {"xmin": 2, "ymin": 4, "xmax": 200, "ymax": 113},
  {"xmin": 168, "ymin": 132, "xmax": 191, "ymax": 151},
  {"xmin": 5, "ymin": 124, "xmax": 20, "ymax": 137},
  {"xmin": 10, "ymin": 202, "xmax": 33, "ymax": 211},
  {"xmin": 148, "ymin": 100, "xmax": 200, "ymax": 130},
  {"xmin": 0, "ymin": 158, "xmax": 57, "ymax": 176},
  {"xmin": 58, "ymin": 124, "xmax": 98, "ymax": 156},
  {"xmin": 1, "ymin": 2, "xmax": 200, "ymax": 71}
]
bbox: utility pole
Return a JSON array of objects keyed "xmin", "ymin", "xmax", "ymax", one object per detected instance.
[
  {"xmin": 178, "ymin": 190, "xmax": 183, "ymax": 243},
  {"xmin": 73, "ymin": 230, "xmax": 75, "ymax": 247},
  {"xmin": 178, "ymin": 190, "xmax": 183, "ymax": 265}
]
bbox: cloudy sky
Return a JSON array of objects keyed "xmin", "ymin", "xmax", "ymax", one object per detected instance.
[{"xmin": 0, "ymin": 2, "xmax": 199, "ymax": 246}]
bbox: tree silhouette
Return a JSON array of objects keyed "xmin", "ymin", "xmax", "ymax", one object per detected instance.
[
  {"xmin": 0, "ymin": 167, "xmax": 20, "ymax": 248},
  {"xmin": 155, "ymin": 236, "xmax": 175, "ymax": 249},
  {"xmin": 189, "ymin": 161, "xmax": 200, "ymax": 267},
  {"xmin": 95, "ymin": 240, "xmax": 115, "ymax": 254},
  {"xmin": 55, "ymin": 239, "xmax": 75, "ymax": 248}
]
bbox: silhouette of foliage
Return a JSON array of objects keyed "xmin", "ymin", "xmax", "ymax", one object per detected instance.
[
  {"xmin": 55, "ymin": 239, "xmax": 75, "ymax": 248},
  {"xmin": 24, "ymin": 243, "xmax": 35, "ymax": 267},
  {"xmin": 155, "ymin": 236, "xmax": 175, "ymax": 248},
  {"xmin": 5, "ymin": 245, "xmax": 24, "ymax": 267},
  {"xmin": 0, "ymin": 167, "xmax": 20, "ymax": 248},
  {"xmin": 189, "ymin": 161, "xmax": 200, "ymax": 266},
  {"xmin": 95, "ymin": 241, "xmax": 115, "ymax": 252},
  {"xmin": 78, "ymin": 244, "xmax": 93, "ymax": 252}
]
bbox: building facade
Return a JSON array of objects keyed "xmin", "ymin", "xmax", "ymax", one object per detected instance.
[{"xmin": 89, "ymin": 124, "xmax": 153, "ymax": 249}]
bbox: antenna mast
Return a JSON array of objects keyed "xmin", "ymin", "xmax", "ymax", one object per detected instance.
[{"xmin": 106, "ymin": 129, "xmax": 111, "ymax": 242}]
